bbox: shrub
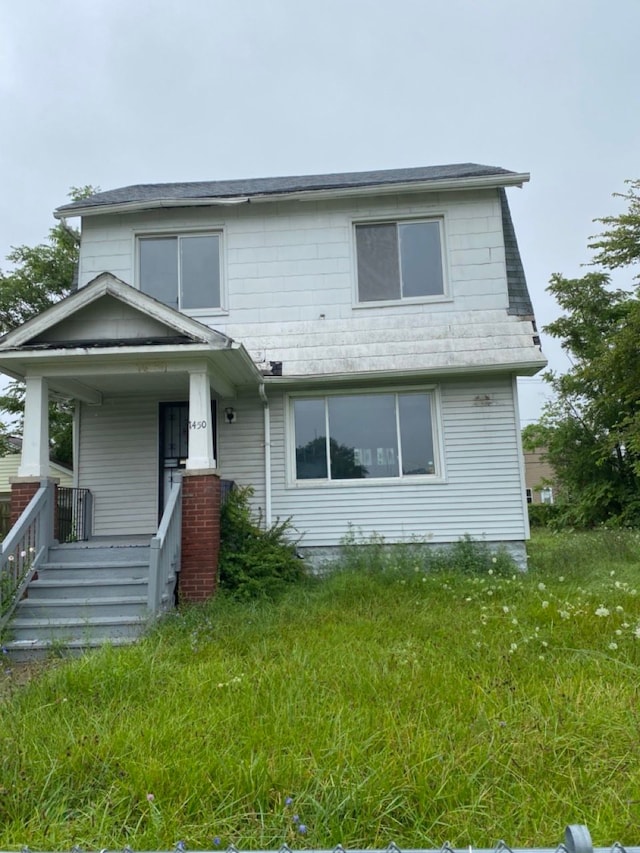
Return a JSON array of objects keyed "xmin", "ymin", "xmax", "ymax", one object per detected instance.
[
  {"xmin": 527, "ymin": 502, "xmax": 563, "ymax": 528},
  {"xmin": 218, "ymin": 486, "xmax": 306, "ymax": 599}
]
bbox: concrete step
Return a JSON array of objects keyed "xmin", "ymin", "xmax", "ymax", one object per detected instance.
[
  {"xmin": 16, "ymin": 596, "xmax": 148, "ymax": 620},
  {"xmin": 36, "ymin": 561, "xmax": 149, "ymax": 581},
  {"xmin": 26, "ymin": 577, "xmax": 149, "ymax": 600},
  {"xmin": 9, "ymin": 614, "xmax": 149, "ymax": 643},
  {"xmin": 46, "ymin": 544, "xmax": 151, "ymax": 564}
]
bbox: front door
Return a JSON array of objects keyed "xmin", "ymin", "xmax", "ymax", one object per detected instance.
[
  {"xmin": 158, "ymin": 401, "xmax": 218, "ymax": 518},
  {"xmin": 159, "ymin": 402, "xmax": 188, "ymax": 515}
]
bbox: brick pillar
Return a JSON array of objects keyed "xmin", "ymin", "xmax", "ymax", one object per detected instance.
[
  {"xmin": 10, "ymin": 479, "xmax": 41, "ymax": 526},
  {"xmin": 179, "ymin": 470, "xmax": 221, "ymax": 602}
]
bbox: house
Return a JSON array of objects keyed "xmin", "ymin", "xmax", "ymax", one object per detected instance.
[
  {"xmin": 524, "ymin": 447, "xmax": 556, "ymax": 504},
  {"xmin": 0, "ymin": 437, "xmax": 73, "ymax": 537},
  {"xmin": 0, "ymin": 163, "xmax": 546, "ymax": 655}
]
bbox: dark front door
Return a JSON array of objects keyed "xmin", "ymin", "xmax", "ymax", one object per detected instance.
[
  {"xmin": 158, "ymin": 400, "xmax": 218, "ymax": 519},
  {"xmin": 159, "ymin": 402, "xmax": 189, "ymax": 516}
]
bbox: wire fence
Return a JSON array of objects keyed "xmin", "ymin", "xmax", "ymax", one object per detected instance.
[{"xmin": 7, "ymin": 824, "xmax": 639, "ymax": 853}]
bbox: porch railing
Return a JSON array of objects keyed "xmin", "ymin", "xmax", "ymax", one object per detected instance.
[
  {"xmin": 148, "ymin": 477, "xmax": 182, "ymax": 614},
  {"xmin": 57, "ymin": 487, "xmax": 93, "ymax": 543},
  {"xmin": 0, "ymin": 479, "xmax": 55, "ymax": 630}
]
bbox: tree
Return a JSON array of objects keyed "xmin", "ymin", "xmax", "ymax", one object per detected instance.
[
  {"xmin": 527, "ymin": 180, "xmax": 640, "ymax": 527},
  {"xmin": 0, "ymin": 186, "xmax": 97, "ymax": 465}
]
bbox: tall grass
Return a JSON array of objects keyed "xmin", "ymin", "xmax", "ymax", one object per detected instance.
[{"xmin": 1, "ymin": 531, "xmax": 640, "ymax": 850}]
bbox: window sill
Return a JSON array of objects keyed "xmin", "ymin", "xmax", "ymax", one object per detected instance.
[
  {"xmin": 183, "ymin": 308, "xmax": 229, "ymax": 318},
  {"xmin": 287, "ymin": 476, "xmax": 446, "ymax": 489},
  {"xmin": 352, "ymin": 296, "xmax": 453, "ymax": 310}
]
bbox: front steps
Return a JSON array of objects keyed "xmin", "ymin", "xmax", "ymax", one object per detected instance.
[{"xmin": 3, "ymin": 540, "xmax": 156, "ymax": 661}]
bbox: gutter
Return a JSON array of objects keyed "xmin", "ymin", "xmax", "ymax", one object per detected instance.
[
  {"xmin": 258, "ymin": 382, "xmax": 272, "ymax": 527},
  {"xmin": 53, "ymin": 173, "xmax": 530, "ymax": 219}
]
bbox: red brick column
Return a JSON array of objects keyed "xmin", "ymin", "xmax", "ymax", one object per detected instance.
[
  {"xmin": 179, "ymin": 470, "xmax": 221, "ymax": 602},
  {"xmin": 10, "ymin": 479, "xmax": 40, "ymax": 527}
]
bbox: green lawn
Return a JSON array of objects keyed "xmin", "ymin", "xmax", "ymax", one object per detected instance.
[{"xmin": 1, "ymin": 531, "xmax": 640, "ymax": 850}]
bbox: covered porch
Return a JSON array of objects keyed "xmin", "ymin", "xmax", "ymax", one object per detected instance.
[{"xmin": 0, "ymin": 276, "xmax": 263, "ymax": 654}]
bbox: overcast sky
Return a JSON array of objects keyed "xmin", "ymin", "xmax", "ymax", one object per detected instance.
[{"xmin": 1, "ymin": 0, "xmax": 638, "ymax": 423}]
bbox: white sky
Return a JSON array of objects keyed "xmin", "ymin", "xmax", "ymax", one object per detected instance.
[{"xmin": 1, "ymin": 0, "xmax": 638, "ymax": 424}]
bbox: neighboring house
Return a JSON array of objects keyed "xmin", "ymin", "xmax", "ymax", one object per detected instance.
[
  {"xmin": 524, "ymin": 447, "xmax": 557, "ymax": 504},
  {"xmin": 0, "ymin": 163, "xmax": 547, "ymax": 655},
  {"xmin": 0, "ymin": 437, "xmax": 73, "ymax": 537}
]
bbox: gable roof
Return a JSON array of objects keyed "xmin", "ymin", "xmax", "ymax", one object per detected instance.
[
  {"xmin": 0, "ymin": 272, "xmax": 232, "ymax": 351},
  {"xmin": 55, "ymin": 163, "xmax": 529, "ymax": 218}
]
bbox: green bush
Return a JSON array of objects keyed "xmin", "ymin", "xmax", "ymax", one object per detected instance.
[
  {"xmin": 218, "ymin": 485, "xmax": 306, "ymax": 599},
  {"xmin": 527, "ymin": 502, "xmax": 563, "ymax": 528}
]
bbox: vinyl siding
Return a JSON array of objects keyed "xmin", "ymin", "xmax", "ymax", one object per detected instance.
[
  {"xmin": 268, "ymin": 376, "xmax": 527, "ymax": 545},
  {"xmin": 78, "ymin": 398, "xmax": 158, "ymax": 535},
  {"xmin": 216, "ymin": 390, "xmax": 266, "ymax": 512}
]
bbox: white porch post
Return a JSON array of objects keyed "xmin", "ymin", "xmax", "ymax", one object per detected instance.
[
  {"xmin": 187, "ymin": 370, "xmax": 216, "ymax": 470},
  {"xmin": 18, "ymin": 375, "xmax": 50, "ymax": 477}
]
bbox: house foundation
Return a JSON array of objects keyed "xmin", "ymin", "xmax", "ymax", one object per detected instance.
[{"xmin": 179, "ymin": 469, "xmax": 221, "ymax": 602}]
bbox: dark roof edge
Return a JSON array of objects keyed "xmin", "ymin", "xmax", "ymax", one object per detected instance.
[
  {"xmin": 499, "ymin": 188, "xmax": 535, "ymax": 319},
  {"xmin": 54, "ymin": 163, "xmax": 529, "ymax": 218}
]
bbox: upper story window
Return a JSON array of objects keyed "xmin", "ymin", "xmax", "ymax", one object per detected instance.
[
  {"xmin": 138, "ymin": 234, "xmax": 221, "ymax": 310},
  {"xmin": 355, "ymin": 219, "xmax": 444, "ymax": 303},
  {"xmin": 292, "ymin": 390, "xmax": 439, "ymax": 482}
]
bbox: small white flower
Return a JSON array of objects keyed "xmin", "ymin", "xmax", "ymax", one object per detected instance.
[
  {"xmin": 7, "ymin": 555, "xmax": 14, "ymax": 562},
  {"xmin": 509, "ymin": 643, "xmax": 518, "ymax": 653},
  {"xmin": 20, "ymin": 550, "xmax": 26, "ymax": 558},
  {"xmin": 608, "ymin": 642, "xmax": 618, "ymax": 651},
  {"xmin": 559, "ymin": 610, "xmax": 570, "ymax": 620},
  {"xmin": 558, "ymin": 576, "xmax": 564, "ymax": 582},
  {"xmin": 491, "ymin": 557, "xmax": 497, "ymax": 564},
  {"xmin": 595, "ymin": 606, "xmax": 610, "ymax": 618},
  {"xmin": 541, "ymin": 641, "xmax": 548, "ymax": 648},
  {"xmin": 633, "ymin": 626, "xmax": 640, "ymax": 640},
  {"xmin": 538, "ymin": 582, "xmax": 546, "ymax": 591},
  {"xmin": 615, "ymin": 629, "xmax": 622, "ymax": 636},
  {"xmin": 502, "ymin": 605, "xmax": 510, "ymax": 613},
  {"xmin": 616, "ymin": 605, "xmax": 624, "ymax": 613},
  {"xmin": 488, "ymin": 569, "xmax": 494, "ymax": 576},
  {"xmin": 610, "ymin": 570, "xmax": 616, "ymax": 577},
  {"xmin": 541, "ymin": 600, "xmax": 549, "ymax": 609},
  {"xmin": 511, "ymin": 618, "xmax": 518, "ymax": 625}
]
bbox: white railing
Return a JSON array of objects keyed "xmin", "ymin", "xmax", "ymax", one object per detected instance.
[
  {"xmin": 0, "ymin": 480, "xmax": 55, "ymax": 630},
  {"xmin": 148, "ymin": 478, "xmax": 182, "ymax": 614}
]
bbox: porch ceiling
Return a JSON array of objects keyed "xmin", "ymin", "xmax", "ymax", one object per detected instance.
[{"xmin": 0, "ymin": 343, "xmax": 262, "ymax": 403}]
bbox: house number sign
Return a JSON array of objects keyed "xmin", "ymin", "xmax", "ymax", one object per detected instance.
[{"xmin": 189, "ymin": 420, "xmax": 208, "ymax": 430}]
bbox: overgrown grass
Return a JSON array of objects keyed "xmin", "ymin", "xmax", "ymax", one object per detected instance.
[{"xmin": 2, "ymin": 531, "xmax": 640, "ymax": 850}]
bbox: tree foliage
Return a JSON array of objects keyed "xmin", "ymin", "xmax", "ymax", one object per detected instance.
[
  {"xmin": 0, "ymin": 186, "xmax": 97, "ymax": 465},
  {"xmin": 529, "ymin": 179, "xmax": 640, "ymax": 527}
]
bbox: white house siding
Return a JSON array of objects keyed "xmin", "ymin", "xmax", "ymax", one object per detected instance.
[
  {"xmin": 216, "ymin": 390, "xmax": 266, "ymax": 512},
  {"xmin": 78, "ymin": 397, "xmax": 159, "ymax": 536},
  {"xmin": 267, "ymin": 376, "xmax": 527, "ymax": 547},
  {"xmin": 78, "ymin": 391, "xmax": 268, "ymax": 536},
  {"xmin": 78, "ymin": 189, "xmax": 544, "ymax": 377}
]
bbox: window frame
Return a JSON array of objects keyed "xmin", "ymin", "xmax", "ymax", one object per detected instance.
[
  {"xmin": 287, "ymin": 386, "xmax": 445, "ymax": 487},
  {"xmin": 352, "ymin": 215, "xmax": 450, "ymax": 308},
  {"xmin": 135, "ymin": 227, "xmax": 227, "ymax": 315}
]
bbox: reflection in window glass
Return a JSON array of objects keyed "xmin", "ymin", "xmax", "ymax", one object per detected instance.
[
  {"xmin": 328, "ymin": 395, "xmax": 398, "ymax": 478},
  {"xmin": 181, "ymin": 236, "xmax": 220, "ymax": 309},
  {"xmin": 399, "ymin": 222, "xmax": 443, "ymax": 297},
  {"xmin": 293, "ymin": 392, "xmax": 436, "ymax": 481},
  {"xmin": 398, "ymin": 394, "xmax": 434, "ymax": 474},
  {"xmin": 294, "ymin": 399, "xmax": 327, "ymax": 479},
  {"xmin": 139, "ymin": 234, "xmax": 221, "ymax": 310},
  {"xmin": 140, "ymin": 238, "xmax": 179, "ymax": 308}
]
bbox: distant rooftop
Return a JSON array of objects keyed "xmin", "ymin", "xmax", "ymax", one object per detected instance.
[{"xmin": 55, "ymin": 163, "xmax": 528, "ymax": 217}]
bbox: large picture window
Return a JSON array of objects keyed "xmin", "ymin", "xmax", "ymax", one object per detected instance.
[
  {"xmin": 139, "ymin": 234, "xmax": 221, "ymax": 310},
  {"xmin": 355, "ymin": 219, "xmax": 444, "ymax": 303},
  {"xmin": 293, "ymin": 391, "xmax": 438, "ymax": 481}
]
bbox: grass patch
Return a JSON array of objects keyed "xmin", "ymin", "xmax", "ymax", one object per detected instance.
[{"xmin": 1, "ymin": 531, "xmax": 640, "ymax": 849}]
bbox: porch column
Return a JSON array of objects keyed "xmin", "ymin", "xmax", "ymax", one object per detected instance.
[
  {"xmin": 180, "ymin": 368, "xmax": 220, "ymax": 602},
  {"xmin": 18, "ymin": 376, "xmax": 49, "ymax": 477},
  {"xmin": 186, "ymin": 370, "xmax": 216, "ymax": 469}
]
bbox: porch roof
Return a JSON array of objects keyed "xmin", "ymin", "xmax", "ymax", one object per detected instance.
[{"xmin": 0, "ymin": 273, "xmax": 263, "ymax": 401}]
